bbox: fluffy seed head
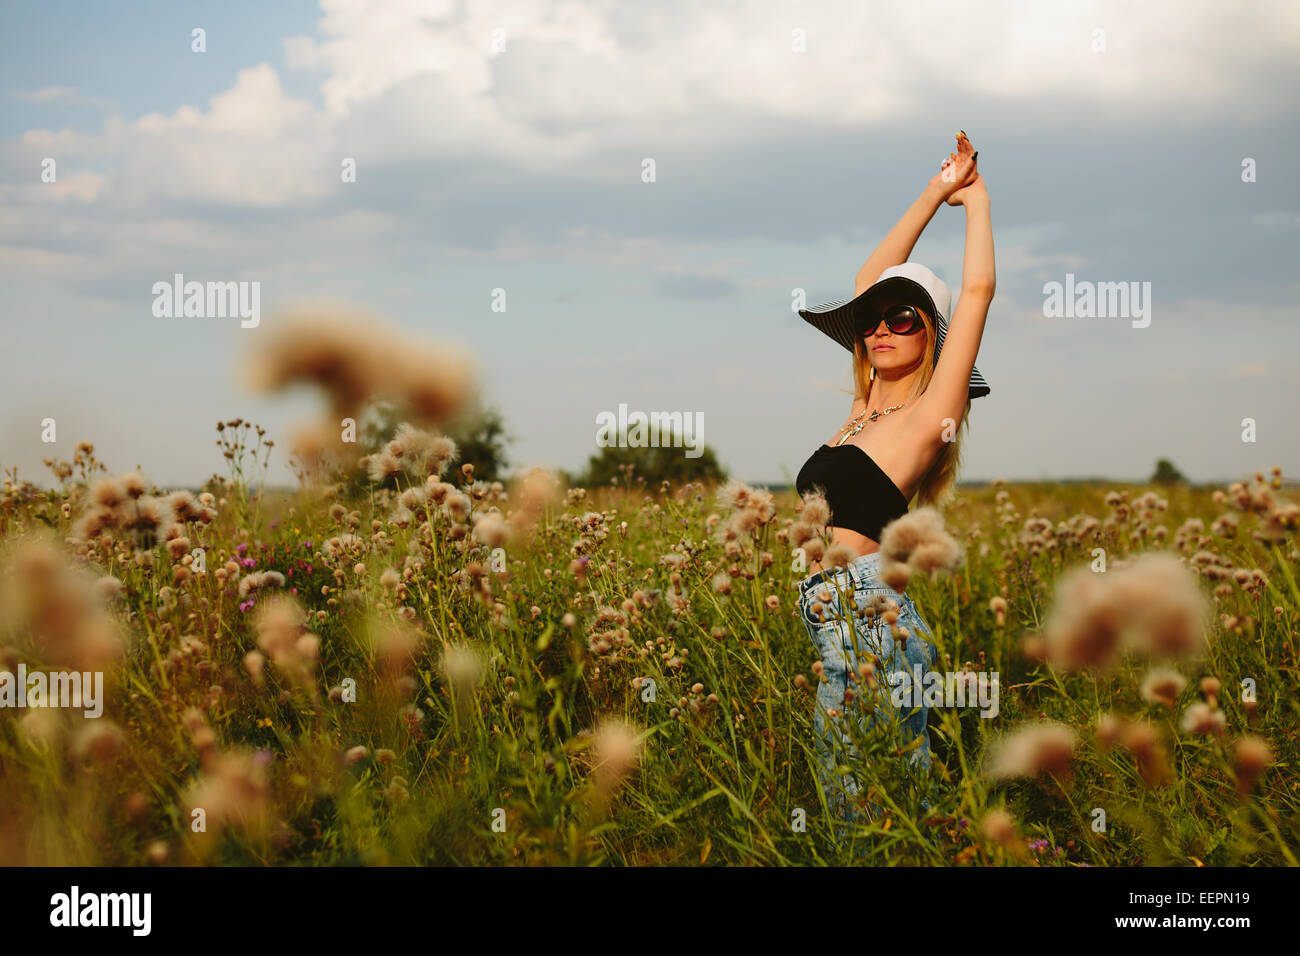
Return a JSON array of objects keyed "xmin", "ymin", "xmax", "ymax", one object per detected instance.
[{"xmin": 986, "ymin": 722, "xmax": 1077, "ymax": 781}]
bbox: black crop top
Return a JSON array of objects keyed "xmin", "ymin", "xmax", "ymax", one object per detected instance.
[{"xmin": 795, "ymin": 444, "xmax": 909, "ymax": 542}]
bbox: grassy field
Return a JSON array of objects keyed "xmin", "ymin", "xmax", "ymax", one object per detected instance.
[{"xmin": 1, "ymin": 428, "xmax": 1296, "ymax": 866}]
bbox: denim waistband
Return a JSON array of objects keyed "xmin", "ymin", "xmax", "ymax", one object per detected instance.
[{"xmin": 798, "ymin": 551, "xmax": 886, "ymax": 595}]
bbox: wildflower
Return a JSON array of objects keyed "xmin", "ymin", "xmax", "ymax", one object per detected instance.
[
  {"xmin": 1232, "ymin": 735, "xmax": 1273, "ymax": 797},
  {"xmin": 89, "ymin": 476, "xmax": 126, "ymax": 510},
  {"xmin": 443, "ymin": 491, "xmax": 471, "ymax": 522},
  {"xmin": 1139, "ymin": 667, "xmax": 1187, "ymax": 708},
  {"xmin": 880, "ymin": 507, "xmax": 963, "ymax": 575},
  {"xmin": 237, "ymin": 570, "xmax": 286, "ymax": 598},
  {"xmin": 182, "ymin": 749, "xmax": 271, "ymax": 839},
  {"xmin": 1115, "ymin": 552, "xmax": 1211, "ymax": 659},
  {"xmin": 441, "ymin": 642, "xmax": 484, "ymax": 691},
  {"xmin": 881, "ymin": 558, "xmax": 911, "ymax": 591},
  {"xmin": 243, "ymin": 307, "xmax": 476, "ymax": 430},
  {"xmin": 92, "ymin": 575, "xmax": 122, "ymax": 603},
  {"xmin": 989, "ymin": 594, "xmax": 1007, "ymax": 626},
  {"xmin": 1040, "ymin": 564, "xmax": 1125, "ymax": 671},
  {"xmin": 70, "ymin": 721, "xmax": 125, "ymax": 766},
  {"xmin": 167, "ymin": 490, "xmax": 205, "ymax": 523},
  {"xmin": 1095, "ymin": 712, "xmax": 1123, "ymax": 749},
  {"xmin": 789, "ymin": 522, "xmax": 816, "ymax": 548},
  {"xmin": 471, "ymin": 510, "xmax": 511, "ymax": 549},
  {"xmin": 1119, "ymin": 721, "xmax": 1172, "ymax": 788},
  {"xmin": 509, "ymin": 467, "xmax": 561, "ymax": 533},
  {"xmin": 825, "ymin": 542, "xmax": 856, "ymax": 569},
  {"xmin": 372, "ymin": 621, "xmax": 422, "ymax": 679},
  {"xmin": 590, "ymin": 717, "xmax": 643, "ymax": 803},
  {"xmin": 799, "ymin": 492, "xmax": 830, "ymax": 528},
  {"xmin": 980, "ymin": 808, "xmax": 1030, "ymax": 861},
  {"xmin": 243, "ymin": 650, "xmax": 266, "ymax": 687},
  {"xmin": 1180, "ymin": 701, "xmax": 1226, "ymax": 737},
  {"xmin": 367, "ymin": 452, "xmax": 402, "ymax": 483},
  {"xmin": 1041, "ymin": 552, "xmax": 1209, "ymax": 672},
  {"xmin": 388, "ymin": 423, "xmax": 446, "ymax": 476},
  {"xmin": 120, "ymin": 472, "xmax": 148, "ymax": 499},
  {"xmin": 0, "ymin": 535, "xmax": 125, "ymax": 671},
  {"xmin": 252, "ymin": 596, "xmax": 317, "ymax": 694},
  {"xmin": 19, "ymin": 709, "xmax": 63, "ymax": 748},
  {"xmin": 436, "ymin": 640, "xmax": 481, "ymax": 717},
  {"xmin": 985, "ymin": 722, "xmax": 1077, "ymax": 781}
]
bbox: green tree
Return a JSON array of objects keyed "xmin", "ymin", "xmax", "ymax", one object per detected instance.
[
  {"xmin": 572, "ymin": 433, "xmax": 727, "ymax": 489},
  {"xmin": 1151, "ymin": 458, "xmax": 1187, "ymax": 485}
]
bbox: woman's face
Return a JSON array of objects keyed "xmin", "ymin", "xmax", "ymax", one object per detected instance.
[{"xmin": 862, "ymin": 305, "xmax": 931, "ymax": 376}]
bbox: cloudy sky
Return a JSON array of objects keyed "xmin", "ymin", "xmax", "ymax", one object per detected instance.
[{"xmin": 2, "ymin": 0, "xmax": 1298, "ymax": 489}]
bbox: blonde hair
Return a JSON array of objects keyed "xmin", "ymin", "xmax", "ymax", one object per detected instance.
[{"xmin": 851, "ymin": 305, "xmax": 972, "ymax": 509}]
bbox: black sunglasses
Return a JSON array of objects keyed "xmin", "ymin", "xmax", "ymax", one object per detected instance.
[{"xmin": 856, "ymin": 303, "xmax": 926, "ymax": 337}]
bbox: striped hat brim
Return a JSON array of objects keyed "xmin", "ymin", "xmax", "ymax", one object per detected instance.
[{"xmin": 798, "ymin": 290, "xmax": 990, "ymax": 400}]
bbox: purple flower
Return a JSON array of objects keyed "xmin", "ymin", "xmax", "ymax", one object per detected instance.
[
  {"xmin": 1028, "ymin": 838, "xmax": 1049, "ymax": 852},
  {"xmin": 239, "ymin": 599, "xmax": 254, "ymax": 612},
  {"xmin": 241, "ymin": 557, "xmax": 257, "ymax": 568},
  {"xmin": 237, "ymin": 543, "xmax": 248, "ymax": 555}
]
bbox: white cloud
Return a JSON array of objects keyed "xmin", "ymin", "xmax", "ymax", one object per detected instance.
[
  {"xmin": 6, "ymin": 0, "xmax": 1298, "ymax": 219},
  {"xmin": 13, "ymin": 86, "xmax": 78, "ymax": 104}
]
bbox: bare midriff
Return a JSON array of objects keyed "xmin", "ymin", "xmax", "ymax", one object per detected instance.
[{"xmin": 808, "ymin": 527, "xmax": 879, "ymax": 576}]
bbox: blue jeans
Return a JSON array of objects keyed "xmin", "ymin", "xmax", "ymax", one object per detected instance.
[{"xmin": 796, "ymin": 551, "xmax": 938, "ymax": 824}]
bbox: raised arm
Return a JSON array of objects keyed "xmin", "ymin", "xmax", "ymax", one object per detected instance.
[
  {"xmin": 853, "ymin": 132, "xmax": 979, "ymax": 296},
  {"xmin": 917, "ymin": 171, "xmax": 995, "ymax": 424}
]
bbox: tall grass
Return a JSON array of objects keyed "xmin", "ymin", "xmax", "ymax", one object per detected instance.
[{"xmin": 0, "ymin": 438, "xmax": 1294, "ymax": 866}]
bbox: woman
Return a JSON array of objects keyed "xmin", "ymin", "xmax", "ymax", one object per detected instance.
[{"xmin": 793, "ymin": 131, "xmax": 994, "ymax": 824}]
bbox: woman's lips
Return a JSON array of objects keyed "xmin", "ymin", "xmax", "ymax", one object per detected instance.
[{"xmin": 872, "ymin": 345, "xmax": 894, "ymax": 351}]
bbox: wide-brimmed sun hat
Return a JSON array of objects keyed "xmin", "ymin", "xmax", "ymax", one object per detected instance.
[{"xmin": 798, "ymin": 262, "xmax": 990, "ymax": 399}]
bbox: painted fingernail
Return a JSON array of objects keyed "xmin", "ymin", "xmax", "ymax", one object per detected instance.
[{"xmin": 972, "ymin": 151, "xmax": 979, "ymax": 161}]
